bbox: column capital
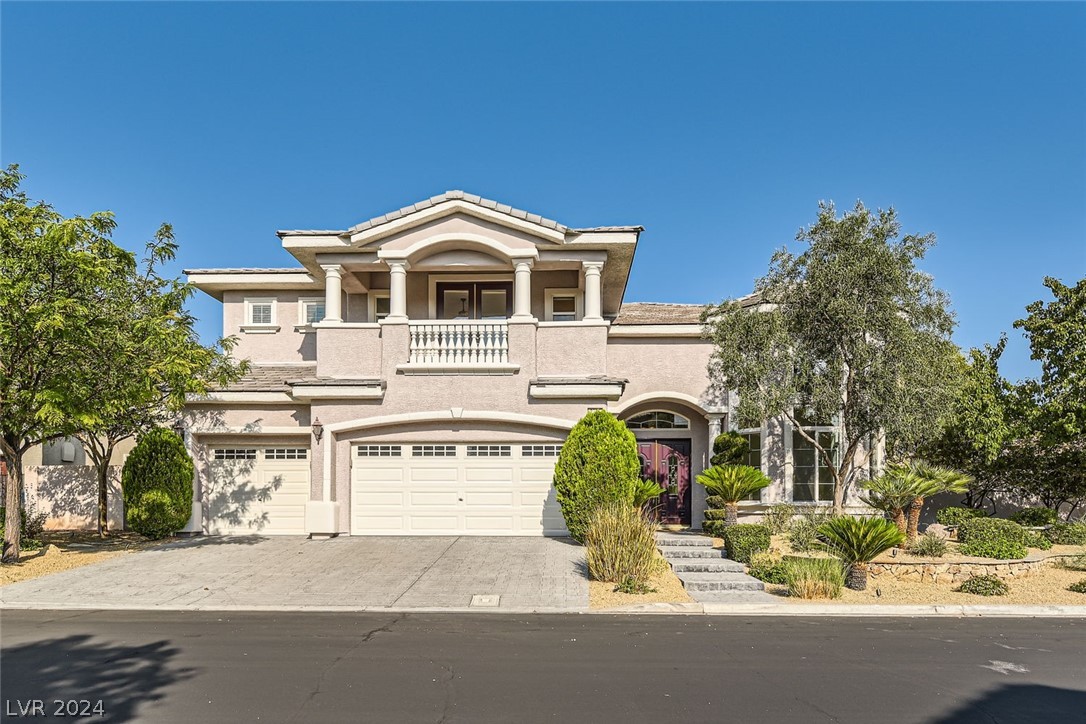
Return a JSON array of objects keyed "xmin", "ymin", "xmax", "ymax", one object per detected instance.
[
  {"xmin": 320, "ymin": 264, "xmax": 343, "ymax": 278},
  {"xmin": 582, "ymin": 260, "xmax": 604, "ymax": 275},
  {"xmin": 512, "ymin": 257, "xmax": 535, "ymax": 271},
  {"xmin": 385, "ymin": 259, "xmax": 410, "ymax": 272}
]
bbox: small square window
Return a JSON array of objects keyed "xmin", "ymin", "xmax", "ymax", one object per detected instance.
[
  {"xmin": 250, "ymin": 303, "xmax": 273, "ymax": 325},
  {"xmin": 372, "ymin": 294, "xmax": 391, "ymax": 322},
  {"xmin": 545, "ymin": 289, "xmax": 581, "ymax": 322},
  {"xmin": 300, "ymin": 299, "xmax": 325, "ymax": 325}
]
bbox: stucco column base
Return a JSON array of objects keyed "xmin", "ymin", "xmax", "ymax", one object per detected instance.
[
  {"xmin": 507, "ymin": 316, "xmax": 537, "ymax": 324},
  {"xmin": 179, "ymin": 502, "xmax": 203, "ymax": 534},
  {"xmin": 305, "ymin": 501, "xmax": 341, "ymax": 536}
]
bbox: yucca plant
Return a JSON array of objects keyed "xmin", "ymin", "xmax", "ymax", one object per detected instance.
[
  {"xmin": 860, "ymin": 467, "xmax": 919, "ymax": 540},
  {"xmin": 695, "ymin": 464, "xmax": 771, "ymax": 528},
  {"xmin": 904, "ymin": 462, "xmax": 973, "ymax": 543},
  {"xmin": 818, "ymin": 516, "xmax": 905, "ymax": 591}
]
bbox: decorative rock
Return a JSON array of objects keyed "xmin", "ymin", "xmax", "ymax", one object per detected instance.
[{"xmin": 924, "ymin": 523, "xmax": 951, "ymax": 540}]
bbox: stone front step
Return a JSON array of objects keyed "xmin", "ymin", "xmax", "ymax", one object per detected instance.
[
  {"xmin": 657, "ymin": 546, "xmax": 723, "ymax": 559},
  {"xmin": 654, "ymin": 534, "xmax": 714, "ymax": 548},
  {"xmin": 693, "ymin": 590, "xmax": 780, "ymax": 604},
  {"xmin": 677, "ymin": 572, "xmax": 766, "ymax": 592},
  {"xmin": 668, "ymin": 559, "xmax": 746, "ymax": 574}
]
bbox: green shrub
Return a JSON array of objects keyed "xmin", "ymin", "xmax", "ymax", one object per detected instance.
[
  {"xmin": 705, "ymin": 495, "xmax": 726, "ymax": 510},
  {"xmin": 1010, "ymin": 507, "xmax": 1060, "ymax": 527},
  {"xmin": 0, "ymin": 505, "xmax": 48, "ymax": 549},
  {"xmin": 763, "ymin": 503, "xmax": 796, "ymax": 535},
  {"xmin": 122, "ymin": 428, "xmax": 194, "ymax": 539},
  {"xmin": 583, "ymin": 502, "xmax": 661, "ymax": 586},
  {"xmin": 956, "ymin": 574, "xmax": 1008, "ymax": 596},
  {"xmin": 1046, "ymin": 521, "xmax": 1086, "ymax": 545},
  {"xmin": 704, "ymin": 509, "xmax": 729, "ymax": 521},
  {"xmin": 1068, "ymin": 579, "xmax": 1086, "ymax": 595},
  {"xmin": 1026, "ymin": 531, "xmax": 1053, "ymax": 550},
  {"xmin": 710, "ymin": 431, "xmax": 748, "ymax": 467},
  {"xmin": 723, "ymin": 523, "xmax": 771, "ymax": 564},
  {"xmin": 703, "ymin": 520, "xmax": 727, "ymax": 538},
  {"xmin": 696, "ymin": 465, "xmax": 771, "ymax": 528},
  {"xmin": 818, "ymin": 516, "xmax": 905, "ymax": 590},
  {"xmin": 907, "ymin": 532, "xmax": 949, "ymax": 558},
  {"xmin": 553, "ymin": 411, "xmax": 641, "ymax": 542},
  {"xmin": 957, "ymin": 518, "xmax": 1029, "ymax": 560},
  {"xmin": 935, "ymin": 507, "xmax": 989, "ymax": 526},
  {"xmin": 784, "ymin": 557, "xmax": 845, "ymax": 599},
  {"xmin": 1062, "ymin": 553, "xmax": 1086, "ymax": 572},
  {"xmin": 747, "ymin": 552, "xmax": 789, "ymax": 584},
  {"xmin": 788, "ymin": 511, "xmax": 835, "ymax": 551}
]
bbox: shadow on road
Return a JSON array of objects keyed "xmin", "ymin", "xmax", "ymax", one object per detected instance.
[
  {"xmin": 930, "ymin": 683, "xmax": 1086, "ymax": 723},
  {"xmin": 0, "ymin": 634, "xmax": 195, "ymax": 722}
]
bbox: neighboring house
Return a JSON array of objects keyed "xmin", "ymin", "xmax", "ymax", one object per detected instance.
[{"xmin": 176, "ymin": 191, "xmax": 868, "ymax": 538}]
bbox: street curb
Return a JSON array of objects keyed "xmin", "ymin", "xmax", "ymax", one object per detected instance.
[{"xmin": 697, "ymin": 603, "xmax": 1086, "ymax": 617}]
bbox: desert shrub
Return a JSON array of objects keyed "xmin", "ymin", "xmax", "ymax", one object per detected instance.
[
  {"xmin": 631, "ymin": 478, "xmax": 664, "ymax": 509},
  {"xmin": 122, "ymin": 428, "xmax": 194, "ymax": 539},
  {"xmin": 747, "ymin": 552, "xmax": 789, "ymax": 584},
  {"xmin": 1061, "ymin": 553, "xmax": 1086, "ymax": 572},
  {"xmin": 723, "ymin": 523, "xmax": 771, "ymax": 564},
  {"xmin": 956, "ymin": 574, "xmax": 1008, "ymax": 596},
  {"xmin": 935, "ymin": 507, "xmax": 989, "ymax": 526},
  {"xmin": 0, "ymin": 505, "xmax": 47, "ymax": 549},
  {"xmin": 1025, "ymin": 531, "xmax": 1053, "ymax": 551},
  {"xmin": 583, "ymin": 502, "xmax": 660, "ymax": 586},
  {"xmin": 1010, "ymin": 507, "xmax": 1060, "ymax": 527},
  {"xmin": 907, "ymin": 532, "xmax": 949, "ymax": 558},
  {"xmin": 784, "ymin": 557, "xmax": 845, "ymax": 599},
  {"xmin": 553, "ymin": 410, "xmax": 641, "ymax": 542},
  {"xmin": 788, "ymin": 517, "xmax": 821, "ymax": 552},
  {"xmin": 957, "ymin": 518, "xmax": 1029, "ymax": 560},
  {"xmin": 1068, "ymin": 579, "xmax": 1086, "ymax": 595},
  {"xmin": 1046, "ymin": 522, "xmax": 1086, "ymax": 546},
  {"xmin": 763, "ymin": 503, "xmax": 796, "ymax": 535}
]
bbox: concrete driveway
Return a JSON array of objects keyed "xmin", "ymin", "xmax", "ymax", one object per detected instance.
[{"xmin": 0, "ymin": 536, "xmax": 589, "ymax": 612}]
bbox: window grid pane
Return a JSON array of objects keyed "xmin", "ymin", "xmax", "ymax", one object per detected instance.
[
  {"xmin": 265, "ymin": 448, "xmax": 308, "ymax": 460},
  {"xmin": 250, "ymin": 304, "xmax": 272, "ymax": 325},
  {"xmin": 356, "ymin": 445, "xmax": 402, "ymax": 457},
  {"xmin": 412, "ymin": 445, "xmax": 456, "ymax": 457},
  {"xmin": 305, "ymin": 302, "xmax": 325, "ymax": 324},
  {"xmin": 466, "ymin": 445, "xmax": 511, "ymax": 457},
  {"xmin": 213, "ymin": 448, "xmax": 257, "ymax": 461},
  {"xmin": 522, "ymin": 444, "xmax": 562, "ymax": 457}
]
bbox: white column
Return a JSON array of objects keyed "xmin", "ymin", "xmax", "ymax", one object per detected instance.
[
  {"xmin": 583, "ymin": 261, "xmax": 603, "ymax": 321},
  {"xmin": 708, "ymin": 415, "xmax": 723, "ymax": 468},
  {"xmin": 512, "ymin": 259, "xmax": 534, "ymax": 320},
  {"xmin": 321, "ymin": 265, "xmax": 343, "ymax": 323},
  {"xmin": 386, "ymin": 260, "xmax": 409, "ymax": 322}
]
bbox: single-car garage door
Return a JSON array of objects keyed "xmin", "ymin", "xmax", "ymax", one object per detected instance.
[
  {"xmin": 351, "ymin": 443, "xmax": 567, "ymax": 536},
  {"xmin": 207, "ymin": 446, "xmax": 310, "ymax": 535}
]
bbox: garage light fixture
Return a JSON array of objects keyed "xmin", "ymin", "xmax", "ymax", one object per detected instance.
[{"xmin": 312, "ymin": 417, "xmax": 324, "ymax": 444}]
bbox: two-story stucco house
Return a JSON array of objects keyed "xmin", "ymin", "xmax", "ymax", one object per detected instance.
[{"xmin": 179, "ymin": 191, "xmax": 846, "ymax": 538}]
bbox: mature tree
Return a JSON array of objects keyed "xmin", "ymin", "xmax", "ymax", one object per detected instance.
[
  {"xmin": 702, "ymin": 201, "xmax": 961, "ymax": 514},
  {"xmin": 69, "ymin": 225, "xmax": 244, "ymax": 536},
  {"xmin": 0, "ymin": 165, "xmax": 133, "ymax": 561}
]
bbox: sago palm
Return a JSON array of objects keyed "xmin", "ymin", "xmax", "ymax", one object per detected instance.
[
  {"xmin": 631, "ymin": 478, "xmax": 664, "ymax": 510},
  {"xmin": 905, "ymin": 462, "xmax": 973, "ymax": 543},
  {"xmin": 695, "ymin": 464, "xmax": 771, "ymax": 527},
  {"xmin": 860, "ymin": 467, "xmax": 919, "ymax": 541},
  {"xmin": 818, "ymin": 516, "xmax": 905, "ymax": 591}
]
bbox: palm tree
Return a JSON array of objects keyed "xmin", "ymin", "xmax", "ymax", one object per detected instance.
[
  {"xmin": 861, "ymin": 466, "xmax": 920, "ymax": 541},
  {"xmin": 631, "ymin": 478, "xmax": 663, "ymax": 511},
  {"xmin": 818, "ymin": 516, "xmax": 905, "ymax": 590},
  {"xmin": 695, "ymin": 464, "xmax": 771, "ymax": 527},
  {"xmin": 905, "ymin": 462, "xmax": 973, "ymax": 543}
]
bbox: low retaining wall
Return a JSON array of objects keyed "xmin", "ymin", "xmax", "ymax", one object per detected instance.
[{"xmin": 869, "ymin": 554, "xmax": 1077, "ymax": 584}]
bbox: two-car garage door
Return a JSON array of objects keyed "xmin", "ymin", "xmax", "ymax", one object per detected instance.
[{"xmin": 351, "ymin": 443, "xmax": 568, "ymax": 536}]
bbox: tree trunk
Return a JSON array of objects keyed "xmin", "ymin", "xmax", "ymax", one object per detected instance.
[
  {"xmin": 3, "ymin": 451, "xmax": 24, "ymax": 563},
  {"xmin": 832, "ymin": 475, "xmax": 846, "ymax": 517},
  {"xmin": 96, "ymin": 461, "xmax": 110, "ymax": 538},
  {"xmin": 892, "ymin": 508, "xmax": 907, "ymax": 541},
  {"xmin": 907, "ymin": 496, "xmax": 925, "ymax": 542},
  {"xmin": 846, "ymin": 562, "xmax": 868, "ymax": 591},
  {"xmin": 724, "ymin": 502, "xmax": 739, "ymax": 527}
]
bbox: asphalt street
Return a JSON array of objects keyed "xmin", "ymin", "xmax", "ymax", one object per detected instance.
[{"xmin": 1, "ymin": 611, "xmax": 1084, "ymax": 723}]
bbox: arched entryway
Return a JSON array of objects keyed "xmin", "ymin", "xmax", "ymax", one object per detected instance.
[{"xmin": 621, "ymin": 409, "xmax": 697, "ymax": 526}]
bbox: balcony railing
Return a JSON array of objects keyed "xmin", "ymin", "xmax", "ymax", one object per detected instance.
[{"xmin": 408, "ymin": 320, "xmax": 510, "ymax": 366}]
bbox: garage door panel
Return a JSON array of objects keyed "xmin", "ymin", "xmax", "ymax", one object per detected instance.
[
  {"xmin": 208, "ymin": 448, "xmax": 310, "ymax": 535},
  {"xmin": 409, "ymin": 467, "xmax": 460, "ymax": 482},
  {"xmin": 464, "ymin": 491, "xmax": 515, "ymax": 506},
  {"xmin": 464, "ymin": 467, "xmax": 514, "ymax": 482},
  {"xmin": 356, "ymin": 516, "xmax": 404, "ymax": 531},
  {"xmin": 356, "ymin": 467, "xmax": 405, "ymax": 483},
  {"xmin": 357, "ymin": 491, "xmax": 405, "ymax": 506},
  {"xmin": 465, "ymin": 516, "xmax": 516, "ymax": 531},
  {"xmin": 409, "ymin": 516, "xmax": 460, "ymax": 531},
  {"xmin": 411, "ymin": 491, "xmax": 460, "ymax": 506},
  {"xmin": 520, "ymin": 467, "xmax": 555, "ymax": 482}
]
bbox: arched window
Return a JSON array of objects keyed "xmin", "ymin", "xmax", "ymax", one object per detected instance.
[{"xmin": 625, "ymin": 411, "xmax": 690, "ymax": 430}]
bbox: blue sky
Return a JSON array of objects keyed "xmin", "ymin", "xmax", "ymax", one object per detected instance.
[{"xmin": 3, "ymin": 2, "xmax": 1083, "ymax": 382}]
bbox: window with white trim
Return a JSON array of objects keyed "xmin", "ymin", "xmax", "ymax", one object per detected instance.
[
  {"xmin": 299, "ymin": 298, "xmax": 325, "ymax": 325},
  {"xmin": 369, "ymin": 292, "xmax": 391, "ymax": 322},
  {"xmin": 791, "ymin": 411, "xmax": 837, "ymax": 503},
  {"xmin": 522, "ymin": 444, "xmax": 562, "ymax": 457},
  {"xmin": 245, "ymin": 298, "xmax": 276, "ymax": 327},
  {"xmin": 545, "ymin": 289, "xmax": 582, "ymax": 322},
  {"xmin": 411, "ymin": 445, "xmax": 456, "ymax": 457},
  {"xmin": 356, "ymin": 445, "xmax": 402, "ymax": 457},
  {"xmin": 264, "ymin": 448, "xmax": 308, "ymax": 460},
  {"xmin": 466, "ymin": 445, "xmax": 511, "ymax": 457},
  {"xmin": 213, "ymin": 448, "xmax": 257, "ymax": 461},
  {"xmin": 739, "ymin": 428, "xmax": 763, "ymax": 501},
  {"xmin": 625, "ymin": 411, "xmax": 690, "ymax": 430}
]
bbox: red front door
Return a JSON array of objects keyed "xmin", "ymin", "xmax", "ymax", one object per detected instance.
[{"xmin": 637, "ymin": 439, "xmax": 691, "ymax": 525}]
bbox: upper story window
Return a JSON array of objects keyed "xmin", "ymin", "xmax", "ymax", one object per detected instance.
[
  {"xmin": 299, "ymin": 298, "xmax": 325, "ymax": 325},
  {"xmin": 243, "ymin": 298, "xmax": 279, "ymax": 332},
  {"xmin": 369, "ymin": 292, "xmax": 390, "ymax": 322},
  {"xmin": 545, "ymin": 289, "xmax": 582, "ymax": 322},
  {"xmin": 625, "ymin": 411, "xmax": 690, "ymax": 430}
]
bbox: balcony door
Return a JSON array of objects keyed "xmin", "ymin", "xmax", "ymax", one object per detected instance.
[{"xmin": 436, "ymin": 282, "xmax": 513, "ymax": 320}]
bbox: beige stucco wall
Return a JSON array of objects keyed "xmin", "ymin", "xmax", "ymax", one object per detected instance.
[
  {"xmin": 223, "ymin": 291, "xmax": 322, "ymax": 363},
  {"xmin": 24, "ymin": 465, "xmax": 125, "ymax": 530}
]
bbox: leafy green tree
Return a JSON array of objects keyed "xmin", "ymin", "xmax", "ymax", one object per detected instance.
[
  {"xmin": 69, "ymin": 225, "xmax": 244, "ymax": 536},
  {"xmin": 0, "ymin": 166, "xmax": 133, "ymax": 562},
  {"xmin": 861, "ymin": 467, "xmax": 918, "ymax": 538},
  {"xmin": 702, "ymin": 201, "xmax": 961, "ymax": 514},
  {"xmin": 553, "ymin": 410, "xmax": 640, "ymax": 542}
]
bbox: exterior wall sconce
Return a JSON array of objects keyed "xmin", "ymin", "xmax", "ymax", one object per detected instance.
[
  {"xmin": 171, "ymin": 420, "xmax": 186, "ymax": 439},
  {"xmin": 312, "ymin": 417, "xmax": 324, "ymax": 444}
]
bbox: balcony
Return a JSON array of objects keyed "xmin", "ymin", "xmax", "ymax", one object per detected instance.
[{"xmin": 400, "ymin": 320, "xmax": 519, "ymax": 374}]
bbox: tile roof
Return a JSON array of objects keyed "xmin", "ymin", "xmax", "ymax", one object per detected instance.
[
  {"xmin": 531, "ymin": 375, "xmax": 629, "ymax": 385},
  {"xmin": 614, "ymin": 303, "xmax": 706, "ymax": 325},
  {"xmin": 213, "ymin": 364, "xmax": 318, "ymax": 392},
  {"xmin": 184, "ymin": 268, "xmax": 309, "ymax": 275}
]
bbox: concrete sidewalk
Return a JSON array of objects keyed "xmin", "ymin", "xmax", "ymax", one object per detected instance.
[{"xmin": 0, "ymin": 536, "xmax": 589, "ymax": 612}]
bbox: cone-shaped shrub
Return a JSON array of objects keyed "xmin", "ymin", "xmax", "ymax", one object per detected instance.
[
  {"xmin": 818, "ymin": 516, "xmax": 905, "ymax": 591},
  {"xmin": 122, "ymin": 428, "xmax": 194, "ymax": 539},
  {"xmin": 553, "ymin": 410, "xmax": 640, "ymax": 542}
]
